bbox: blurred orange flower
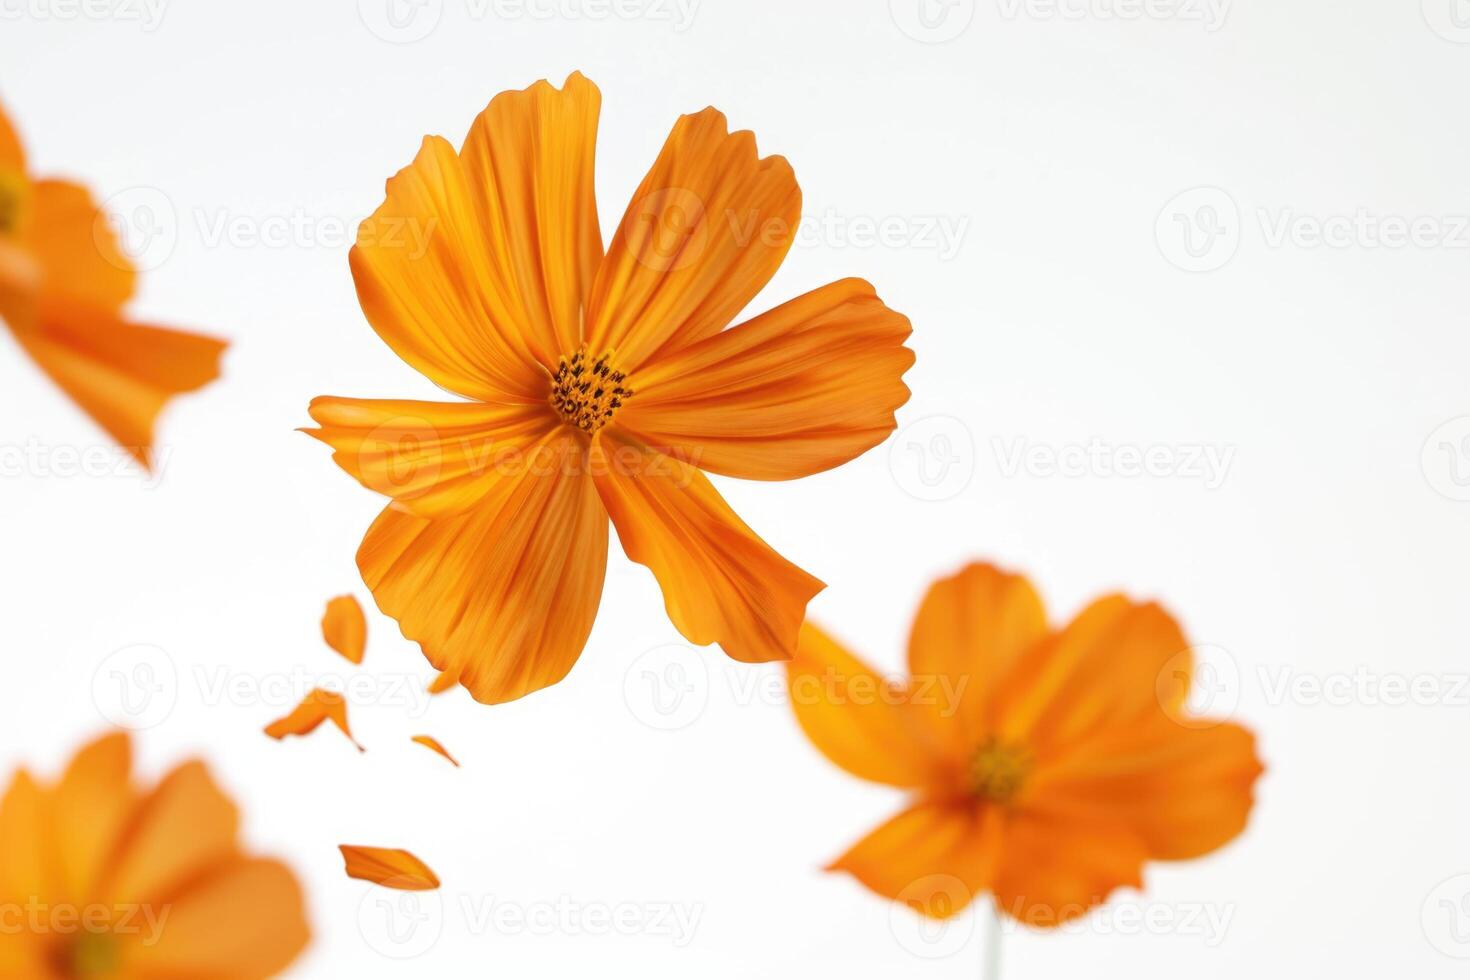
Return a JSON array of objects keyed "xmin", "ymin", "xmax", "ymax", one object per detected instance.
[
  {"xmin": 786, "ymin": 562, "xmax": 1263, "ymax": 927},
  {"xmin": 0, "ymin": 101, "xmax": 226, "ymax": 471},
  {"xmin": 0, "ymin": 732, "xmax": 309, "ymax": 978},
  {"xmin": 306, "ymin": 72, "xmax": 914, "ymax": 705}
]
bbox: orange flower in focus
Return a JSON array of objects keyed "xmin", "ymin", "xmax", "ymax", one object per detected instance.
[
  {"xmin": 306, "ymin": 73, "xmax": 914, "ymax": 705},
  {"xmin": 0, "ymin": 732, "xmax": 309, "ymax": 978},
  {"xmin": 0, "ymin": 101, "xmax": 225, "ymax": 471},
  {"xmin": 786, "ymin": 563, "xmax": 1263, "ymax": 927}
]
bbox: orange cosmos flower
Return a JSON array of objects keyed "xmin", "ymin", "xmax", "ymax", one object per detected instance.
[
  {"xmin": 786, "ymin": 562, "xmax": 1263, "ymax": 927},
  {"xmin": 306, "ymin": 73, "xmax": 914, "ymax": 705},
  {"xmin": 0, "ymin": 732, "xmax": 309, "ymax": 978},
  {"xmin": 0, "ymin": 99, "xmax": 225, "ymax": 471}
]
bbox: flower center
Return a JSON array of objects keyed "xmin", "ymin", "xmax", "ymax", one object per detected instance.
[
  {"xmin": 549, "ymin": 348, "xmax": 633, "ymax": 433},
  {"xmin": 53, "ymin": 931, "xmax": 120, "ymax": 979},
  {"xmin": 969, "ymin": 737, "xmax": 1030, "ymax": 804},
  {"xmin": 0, "ymin": 168, "xmax": 25, "ymax": 237}
]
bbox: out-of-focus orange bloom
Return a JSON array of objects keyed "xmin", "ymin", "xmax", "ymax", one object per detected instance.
[
  {"xmin": 0, "ymin": 100, "xmax": 225, "ymax": 471},
  {"xmin": 786, "ymin": 562, "xmax": 1263, "ymax": 927},
  {"xmin": 306, "ymin": 73, "xmax": 914, "ymax": 705},
  {"xmin": 0, "ymin": 732, "xmax": 309, "ymax": 978}
]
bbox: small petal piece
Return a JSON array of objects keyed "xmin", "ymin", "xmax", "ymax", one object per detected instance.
[
  {"xmin": 410, "ymin": 735, "xmax": 460, "ymax": 767},
  {"xmin": 264, "ymin": 689, "xmax": 364, "ymax": 752},
  {"xmin": 339, "ymin": 845, "xmax": 440, "ymax": 890},
  {"xmin": 321, "ymin": 594, "xmax": 367, "ymax": 665}
]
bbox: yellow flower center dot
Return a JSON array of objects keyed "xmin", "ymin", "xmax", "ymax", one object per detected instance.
[
  {"xmin": 54, "ymin": 931, "xmax": 121, "ymax": 979},
  {"xmin": 0, "ymin": 168, "xmax": 25, "ymax": 236},
  {"xmin": 549, "ymin": 348, "xmax": 633, "ymax": 433},
  {"xmin": 969, "ymin": 737, "xmax": 1031, "ymax": 804}
]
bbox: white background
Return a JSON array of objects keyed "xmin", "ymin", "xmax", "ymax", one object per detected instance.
[{"xmin": 2, "ymin": 0, "xmax": 1469, "ymax": 975}]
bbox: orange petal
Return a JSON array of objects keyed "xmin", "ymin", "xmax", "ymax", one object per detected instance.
[
  {"xmin": 995, "ymin": 595, "xmax": 1191, "ymax": 756},
  {"xmin": 0, "ymin": 769, "xmax": 51, "ymax": 904},
  {"xmin": 1024, "ymin": 718, "xmax": 1263, "ymax": 861},
  {"xmin": 905, "ymin": 563, "xmax": 1048, "ymax": 748},
  {"xmin": 0, "ymin": 98, "xmax": 24, "ymax": 172},
  {"xmin": 49, "ymin": 731, "xmax": 136, "ymax": 904},
  {"xmin": 458, "ymin": 71, "xmax": 604, "ymax": 365},
  {"xmin": 410, "ymin": 735, "xmax": 460, "ymax": 767},
  {"xmin": 350, "ymin": 77, "xmax": 603, "ymax": 402},
  {"xmin": 304, "ymin": 396, "xmax": 558, "ymax": 518},
  {"xmin": 584, "ymin": 107, "xmax": 800, "ymax": 371},
  {"xmin": 428, "ymin": 668, "xmax": 460, "ymax": 695},
  {"xmin": 98, "ymin": 760, "xmax": 240, "ymax": 906},
  {"xmin": 358, "ymin": 433, "xmax": 608, "ymax": 704},
  {"xmin": 592, "ymin": 430, "xmax": 822, "ymax": 664},
  {"xmin": 615, "ymin": 278, "xmax": 915, "ymax": 480},
  {"xmin": 786, "ymin": 622, "xmax": 944, "ymax": 788},
  {"xmin": 117, "ymin": 857, "xmax": 310, "ymax": 979},
  {"xmin": 264, "ymin": 689, "xmax": 364, "ymax": 752},
  {"xmin": 829, "ymin": 800, "xmax": 1003, "ymax": 919},
  {"xmin": 991, "ymin": 811, "xmax": 1148, "ymax": 928},
  {"xmin": 321, "ymin": 594, "xmax": 368, "ymax": 665},
  {"xmin": 11, "ymin": 294, "xmax": 226, "ymax": 470},
  {"xmin": 339, "ymin": 845, "xmax": 440, "ymax": 890},
  {"xmin": 23, "ymin": 178, "xmax": 135, "ymax": 311}
]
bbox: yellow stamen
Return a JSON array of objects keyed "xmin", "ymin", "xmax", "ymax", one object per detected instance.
[
  {"xmin": 549, "ymin": 347, "xmax": 633, "ymax": 433},
  {"xmin": 969, "ymin": 737, "xmax": 1030, "ymax": 804},
  {"xmin": 55, "ymin": 931, "xmax": 120, "ymax": 979},
  {"xmin": 0, "ymin": 168, "xmax": 25, "ymax": 236}
]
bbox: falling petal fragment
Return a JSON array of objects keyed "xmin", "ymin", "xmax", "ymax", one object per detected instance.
[
  {"xmin": 428, "ymin": 668, "xmax": 460, "ymax": 695},
  {"xmin": 338, "ymin": 845, "xmax": 440, "ymax": 890},
  {"xmin": 410, "ymin": 735, "xmax": 460, "ymax": 767},
  {"xmin": 321, "ymin": 594, "xmax": 368, "ymax": 664},
  {"xmin": 264, "ymin": 689, "xmax": 364, "ymax": 752}
]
